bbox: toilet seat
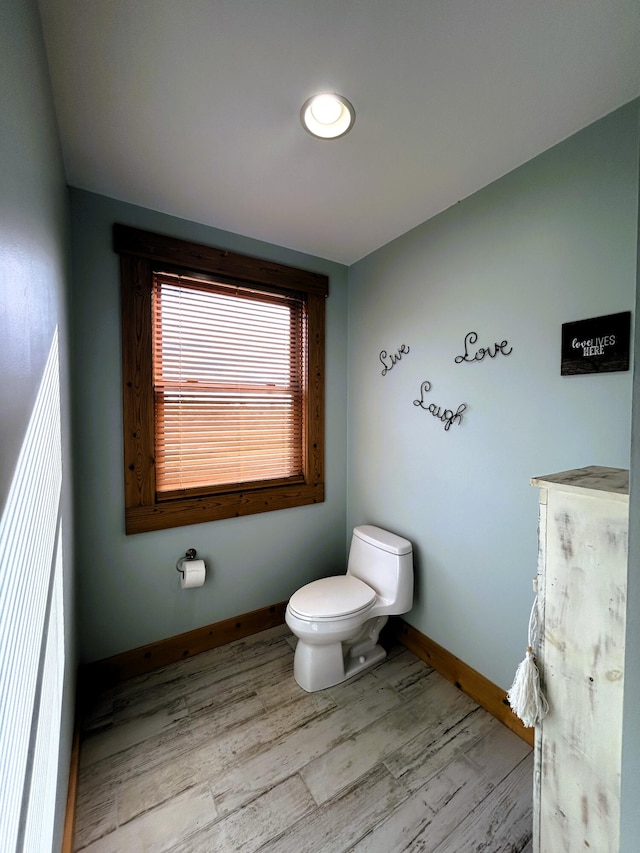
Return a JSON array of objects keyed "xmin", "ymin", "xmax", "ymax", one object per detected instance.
[{"xmin": 288, "ymin": 575, "xmax": 376, "ymax": 621}]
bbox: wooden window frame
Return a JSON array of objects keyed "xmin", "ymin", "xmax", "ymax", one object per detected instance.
[{"xmin": 114, "ymin": 224, "xmax": 327, "ymax": 534}]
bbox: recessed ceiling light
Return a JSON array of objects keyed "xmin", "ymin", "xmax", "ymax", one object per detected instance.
[{"xmin": 301, "ymin": 93, "xmax": 355, "ymax": 139}]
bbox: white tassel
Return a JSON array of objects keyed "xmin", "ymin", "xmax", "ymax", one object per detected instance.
[{"xmin": 507, "ymin": 590, "xmax": 549, "ymax": 728}]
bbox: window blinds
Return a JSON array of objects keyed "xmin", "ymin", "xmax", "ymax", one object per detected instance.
[
  {"xmin": 152, "ymin": 275, "xmax": 305, "ymax": 497},
  {"xmin": 0, "ymin": 329, "xmax": 63, "ymax": 852}
]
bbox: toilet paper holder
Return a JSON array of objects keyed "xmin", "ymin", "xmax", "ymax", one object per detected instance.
[{"xmin": 176, "ymin": 548, "xmax": 198, "ymax": 578}]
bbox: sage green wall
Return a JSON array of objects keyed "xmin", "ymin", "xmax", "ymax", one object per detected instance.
[
  {"xmin": 69, "ymin": 189, "xmax": 349, "ymax": 663},
  {"xmin": 1, "ymin": 0, "xmax": 74, "ymax": 846},
  {"xmin": 347, "ymin": 100, "xmax": 639, "ymax": 691}
]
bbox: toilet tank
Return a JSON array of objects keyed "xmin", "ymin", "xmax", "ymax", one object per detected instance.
[{"xmin": 347, "ymin": 525, "xmax": 413, "ymax": 614}]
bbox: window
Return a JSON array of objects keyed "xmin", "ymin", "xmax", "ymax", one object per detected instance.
[
  {"xmin": 0, "ymin": 330, "xmax": 64, "ymax": 851},
  {"xmin": 115, "ymin": 225, "xmax": 327, "ymax": 534}
]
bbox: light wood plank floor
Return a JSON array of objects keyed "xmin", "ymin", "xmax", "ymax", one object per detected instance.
[{"xmin": 74, "ymin": 625, "xmax": 533, "ymax": 852}]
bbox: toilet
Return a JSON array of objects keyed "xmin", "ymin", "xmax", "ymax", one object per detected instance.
[{"xmin": 285, "ymin": 525, "xmax": 414, "ymax": 692}]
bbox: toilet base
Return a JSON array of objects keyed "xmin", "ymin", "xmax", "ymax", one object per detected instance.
[
  {"xmin": 293, "ymin": 639, "xmax": 387, "ymax": 692},
  {"xmin": 344, "ymin": 643, "xmax": 387, "ymax": 679}
]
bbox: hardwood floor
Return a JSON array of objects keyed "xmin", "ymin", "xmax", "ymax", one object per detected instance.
[{"xmin": 73, "ymin": 625, "xmax": 533, "ymax": 852}]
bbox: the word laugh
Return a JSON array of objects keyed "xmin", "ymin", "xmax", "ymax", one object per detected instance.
[{"xmin": 413, "ymin": 380, "xmax": 467, "ymax": 432}]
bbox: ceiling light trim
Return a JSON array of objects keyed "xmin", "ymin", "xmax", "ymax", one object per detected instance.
[{"xmin": 301, "ymin": 93, "xmax": 355, "ymax": 140}]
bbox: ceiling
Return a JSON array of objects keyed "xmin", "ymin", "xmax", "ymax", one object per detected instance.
[{"xmin": 38, "ymin": 0, "xmax": 640, "ymax": 266}]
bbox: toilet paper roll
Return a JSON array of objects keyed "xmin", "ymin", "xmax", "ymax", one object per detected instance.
[{"xmin": 180, "ymin": 559, "xmax": 206, "ymax": 589}]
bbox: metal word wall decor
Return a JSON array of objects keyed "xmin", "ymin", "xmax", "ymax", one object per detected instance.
[
  {"xmin": 379, "ymin": 343, "xmax": 410, "ymax": 376},
  {"xmin": 413, "ymin": 380, "xmax": 467, "ymax": 432},
  {"xmin": 455, "ymin": 331, "xmax": 512, "ymax": 364}
]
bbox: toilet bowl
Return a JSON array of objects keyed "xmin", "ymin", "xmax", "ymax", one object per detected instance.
[{"xmin": 285, "ymin": 525, "xmax": 413, "ymax": 692}]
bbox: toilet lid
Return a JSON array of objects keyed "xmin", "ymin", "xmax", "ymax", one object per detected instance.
[{"xmin": 288, "ymin": 575, "xmax": 376, "ymax": 619}]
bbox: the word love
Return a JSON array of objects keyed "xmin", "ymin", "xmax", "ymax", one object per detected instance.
[
  {"xmin": 413, "ymin": 380, "xmax": 467, "ymax": 432},
  {"xmin": 455, "ymin": 331, "xmax": 512, "ymax": 364},
  {"xmin": 380, "ymin": 344, "xmax": 410, "ymax": 376}
]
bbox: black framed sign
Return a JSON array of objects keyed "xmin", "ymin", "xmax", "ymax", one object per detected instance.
[{"xmin": 561, "ymin": 311, "xmax": 631, "ymax": 376}]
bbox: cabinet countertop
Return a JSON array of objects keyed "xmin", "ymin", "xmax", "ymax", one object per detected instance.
[{"xmin": 530, "ymin": 465, "xmax": 629, "ymax": 500}]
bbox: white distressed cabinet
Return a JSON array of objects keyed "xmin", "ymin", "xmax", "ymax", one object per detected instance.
[{"xmin": 530, "ymin": 466, "xmax": 629, "ymax": 853}]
